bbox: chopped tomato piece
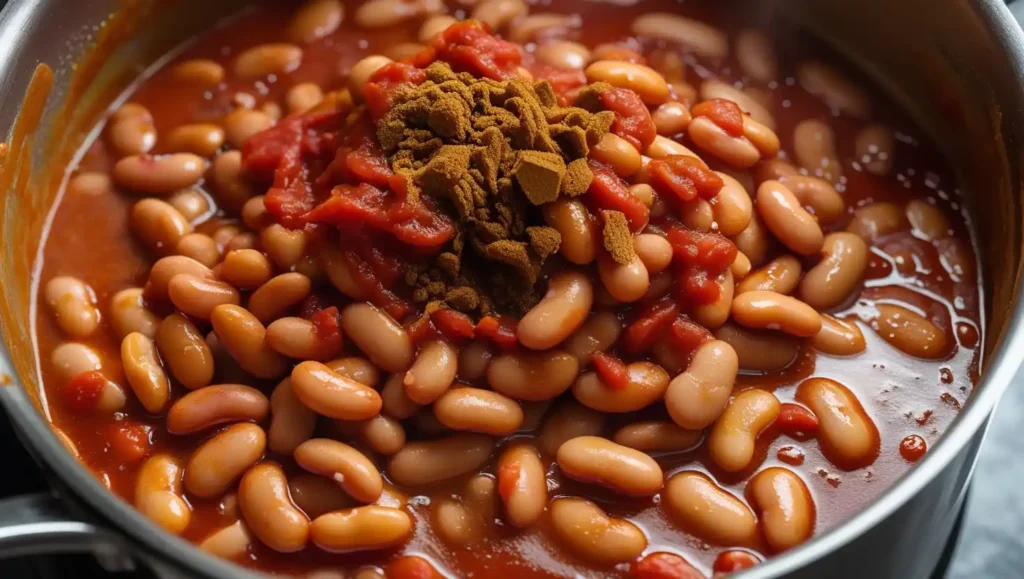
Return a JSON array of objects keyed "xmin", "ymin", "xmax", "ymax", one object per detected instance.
[
  {"xmin": 592, "ymin": 352, "xmax": 630, "ymax": 390},
  {"xmin": 64, "ymin": 371, "xmax": 107, "ymax": 413},
  {"xmin": 531, "ymin": 65, "xmax": 587, "ymax": 99},
  {"xmin": 475, "ymin": 315, "xmax": 519, "ymax": 351},
  {"xmin": 622, "ymin": 297, "xmax": 679, "ymax": 353},
  {"xmin": 632, "ymin": 552, "xmax": 706, "ymax": 579},
  {"xmin": 336, "ymin": 247, "xmax": 412, "ymax": 321},
  {"xmin": 649, "ymin": 155, "xmax": 725, "ymax": 203},
  {"xmin": 599, "ymin": 86, "xmax": 657, "ymax": 151},
  {"xmin": 432, "ymin": 309, "xmax": 476, "ymax": 342},
  {"xmin": 299, "ymin": 292, "xmax": 334, "ymax": 320},
  {"xmin": 363, "ymin": 62, "xmax": 427, "ymax": 120},
  {"xmin": 666, "ymin": 227, "xmax": 737, "ymax": 305},
  {"xmin": 712, "ymin": 550, "xmax": 760, "ymax": 575},
  {"xmin": 310, "ymin": 306, "xmax": 343, "ymax": 351},
  {"xmin": 386, "ymin": 556, "xmax": 445, "ymax": 579},
  {"xmin": 304, "ymin": 183, "xmax": 454, "ymax": 250},
  {"xmin": 588, "ymin": 161, "xmax": 650, "ymax": 231},
  {"xmin": 405, "ymin": 314, "xmax": 437, "ymax": 345},
  {"xmin": 109, "ymin": 422, "xmax": 151, "ymax": 463},
  {"xmin": 667, "ymin": 316, "xmax": 713, "ymax": 360},
  {"xmin": 409, "ymin": 20, "xmax": 522, "ymax": 80},
  {"xmin": 497, "ymin": 460, "xmax": 521, "ymax": 501},
  {"xmin": 692, "ymin": 98, "xmax": 745, "ymax": 137},
  {"xmin": 776, "ymin": 403, "xmax": 819, "ymax": 436}
]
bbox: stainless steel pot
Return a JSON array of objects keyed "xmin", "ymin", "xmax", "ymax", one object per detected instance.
[{"xmin": 0, "ymin": 1, "xmax": 1022, "ymax": 577}]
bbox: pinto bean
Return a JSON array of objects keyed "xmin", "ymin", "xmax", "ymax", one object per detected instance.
[
  {"xmin": 433, "ymin": 387, "xmax": 524, "ymax": 436},
  {"xmin": 518, "ymin": 271, "xmax": 593, "ymax": 350},
  {"xmin": 388, "ymin": 434, "xmax": 494, "ymax": 486},
  {"xmin": 796, "ymin": 378, "xmax": 880, "ymax": 470},
  {"xmin": 735, "ymin": 29, "xmax": 778, "ymax": 82},
  {"xmin": 868, "ymin": 303, "xmax": 949, "ymax": 359},
  {"xmin": 268, "ymin": 378, "xmax": 317, "ymax": 454},
  {"xmin": 793, "ymin": 119, "xmax": 842, "ymax": 183},
  {"xmin": 266, "ymin": 317, "xmax": 343, "ymax": 361},
  {"xmin": 572, "ymin": 361, "xmax": 669, "ymax": 413},
  {"xmin": 291, "ymin": 361, "xmax": 382, "ymax": 420},
  {"xmin": 496, "ymin": 444, "xmax": 547, "ymax": 528},
  {"xmin": 906, "ymin": 199, "xmax": 952, "ymax": 241},
  {"xmin": 211, "ymin": 304, "xmax": 289, "ymax": 378},
  {"xmin": 113, "ymin": 154, "xmax": 206, "ymax": 195},
  {"xmin": 663, "ymin": 471, "xmax": 757, "ymax": 547},
  {"xmin": 757, "ymin": 180, "xmax": 824, "ymax": 255},
  {"xmin": 714, "ymin": 323, "xmax": 798, "ymax": 372},
  {"xmin": 543, "ymin": 198, "xmax": 598, "ymax": 264},
  {"xmin": 708, "ymin": 389, "xmax": 781, "ymax": 472},
  {"xmin": 234, "ymin": 44, "xmax": 303, "ymax": 79},
  {"xmin": 731, "ymin": 291, "xmax": 822, "ymax": 338},
  {"xmin": 487, "ymin": 350, "xmax": 579, "ymax": 401},
  {"xmin": 538, "ymin": 400, "xmax": 606, "ymax": 456},
  {"xmin": 797, "ymin": 61, "xmax": 871, "ymax": 118},
  {"xmin": 549, "ymin": 498, "xmax": 647, "ymax": 564},
  {"xmin": 471, "ymin": 0, "xmax": 528, "ymax": 32},
  {"xmin": 106, "ymin": 103, "xmax": 156, "ymax": 158},
  {"xmin": 855, "ymin": 124, "xmax": 895, "ymax": 176},
  {"xmin": 210, "ymin": 150, "xmax": 256, "ymax": 211},
  {"xmin": 169, "ymin": 275, "xmax": 240, "ymax": 319},
  {"xmin": 294, "ymin": 439, "xmax": 383, "ymax": 504},
  {"xmin": 666, "ymin": 340, "xmax": 738, "ymax": 429},
  {"xmin": 557, "ymin": 436, "xmax": 663, "ymax": 495},
  {"xmin": 311, "ymin": 507, "xmax": 412, "ymax": 552},
  {"xmin": 239, "ymin": 462, "xmax": 310, "ymax": 552},
  {"xmin": 155, "ymin": 313, "xmax": 214, "ymax": 389},
  {"xmin": 586, "ymin": 61, "xmax": 670, "ymax": 105},
  {"xmin": 45, "ymin": 276, "xmax": 100, "ymax": 338},
  {"xmin": 121, "ymin": 332, "xmax": 170, "ymax": 413},
  {"xmin": 746, "ymin": 467, "xmax": 816, "ymax": 552},
  {"xmin": 135, "ymin": 455, "xmax": 191, "ymax": 535},
  {"xmin": 288, "ymin": 0, "xmax": 344, "ymax": 44},
  {"xmin": 812, "ymin": 315, "xmax": 867, "ymax": 356},
  {"xmin": 185, "ymin": 423, "xmax": 266, "ymax": 498},
  {"xmin": 612, "ymin": 421, "xmax": 702, "ymax": 452},
  {"xmin": 777, "ymin": 175, "xmax": 845, "ymax": 224},
  {"xmin": 631, "ymin": 13, "xmax": 728, "ymax": 60},
  {"xmin": 799, "ymin": 232, "xmax": 869, "ymax": 309},
  {"xmin": 536, "ymin": 40, "xmax": 591, "ymax": 71},
  {"xmin": 167, "ymin": 384, "xmax": 269, "ymax": 434},
  {"xmin": 199, "ymin": 521, "xmax": 252, "ymax": 560},
  {"xmin": 341, "ymin": 303, "xmax": 413, "ymax": 372},
  {"xmin": 248, "ymin": 273, "xmax": 312, "ymax": 324}
]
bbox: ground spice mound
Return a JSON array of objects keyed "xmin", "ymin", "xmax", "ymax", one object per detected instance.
[{"xmin": 381, "ymin": 62, "xmax": 615, "ymax": 315}]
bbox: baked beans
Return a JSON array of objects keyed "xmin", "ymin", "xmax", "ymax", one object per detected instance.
[
  {"xmin": 167, "ymin": 384, "xmax": 269, "ymax": 434},
  {"xmin": 707, "ymin": 389, "xmax": 781, "ymax": 472},
  {"xmin": 557, "ymin": 435, "xmax": 663, "ymax": 495},
  {"xmin": 612, "ymin": 420, "xmax": 702, "ymax": 452},
  {"xmin": 543, "ymin": 198, "xmax": 598, "ymax": 265},
  {"xmin": 294, "ymin": 439, "xmax": 383, "ymax": 503},
  {"xmin": 288, "ymin": 0, "xmax": 344, "ymax": 44},
  {"xmin": 341, "ymin": 302, "xmax": 413, "ymax": 372},
  {"xmin": 756, "ymin": 180, "xmax": 824, "ymax": 255},
  {"xmin": 792, "ymin": 119, "xmax": 842, "ymax": 183},
  {"xmin": 497, "ymin": 443, "xmax": 547, "ymax": 527},
  {"xmin": 185, "ymin": 423, "xmax": 267, "ymax": 498},
  {"xmin": 812, "ymin": 314, "xmax": 867, "ymax": 356},
  {"xmin": 797, "ymin": 61, "xmax": 872, "ymax": 118},
  {"xmin": 573, "ymin": 361, "xmax": 669, "ymax": 412},
  {"xmin": 291, "ymin": 360, "xmax": 382, "ymax": 420},
  {"xmin": 45, "ymin": 276, "xmax": 100, "ymax": 338},
  {"xmin": 135, "ymin": 454, "xmax": 191, "ymax": 535},
  {"xmin": 434, "ymin": 387, "xmax": 524, "ymax": 435},
  {"xmin": 868, "ymin": 303, "xmax": 949, "ymax": 359},
  {"xmin": 311, "ymin": 507, "xmax": 413, "ymax": 552},
  {"xmin": 538, "ymin": 400, "xmax": 606, "ymax": 456},
  {"xmin": 666, "ymin": 340, "xmax": 739, "ymax": 429},
  {"xmin": 268, "ymin": 378, "xmax": 318, "ymax": 454},
  {"xmin": 518, "ymin": 270, "xmax": 593, "ymax": 350},
  {"xmin": 746, "ymin": 467, "xmax": 816, "ymax": 552},
  {"xmin": 487, "ymin": 350, "xmax": 579, "ymax": 401},
  {"xmin": 714, "ymin": 322, "xmax": 799, "ymax": 372},
  {"xmin": 388, "ymin": 434, "xmax": 494, "ymax": 486},
  {"xmin": 663, "ymin": 471, "xmax": 758, "ymax": 547},
  {"xmin": 731, "ymin": 291, "xmax": 822, "ymax": 338},
  {"xmin": 239, "ymin": 462, "xmax": 310, "ymax": 553},
  {"xmin": 796, "ymin": 378, "xmax": 880, "ymax": 470},
  {"xmin": 549, "ymin": 498, "xmax": 648, "ymax": 565}
]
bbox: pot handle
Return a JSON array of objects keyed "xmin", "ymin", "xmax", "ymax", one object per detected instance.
[{"xmin": 0, "ymin": 493, "xmax": 134, "ymax": 569}]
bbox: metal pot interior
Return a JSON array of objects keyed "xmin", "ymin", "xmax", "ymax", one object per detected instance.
[{"xmin": 0, "ymin": 0, "xmax": 1021, "ymax": 576}]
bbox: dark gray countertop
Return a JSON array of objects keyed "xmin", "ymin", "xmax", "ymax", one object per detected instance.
[{"xmin": 947, "ymin": 375, "xmax": 1024, "ymax": 578}]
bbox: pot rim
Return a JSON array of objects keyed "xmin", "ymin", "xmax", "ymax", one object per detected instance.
[{"xmin": 0, "ymin": 0, "xmax": 1020, "ymax": 577}]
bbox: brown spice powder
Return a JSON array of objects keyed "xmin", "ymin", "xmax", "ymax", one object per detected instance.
[{"xmin": 379, "ymin": 62, "xmax": 614, "ymax": 315}]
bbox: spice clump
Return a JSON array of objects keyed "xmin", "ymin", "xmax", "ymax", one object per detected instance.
[{"xmin": 378, "ymin": 62, "xmax": 616, "ymax": 315}]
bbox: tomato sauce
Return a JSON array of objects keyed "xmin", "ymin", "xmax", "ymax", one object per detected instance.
[{"xmin": 31, "ymin": 0, "xmax": 983, "ymax": 577}]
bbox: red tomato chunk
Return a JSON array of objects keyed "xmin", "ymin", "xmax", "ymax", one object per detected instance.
[
  {"xmin": 632, "ymin": 552, "xmax": 706, "ymax": 579},
  {"xmin": 648, "ymin": 155, "xmax": 724, "ymax": 203},
  {"xmin": 692, "ymin": 98, "xmax": 745, "ymax": 137}
]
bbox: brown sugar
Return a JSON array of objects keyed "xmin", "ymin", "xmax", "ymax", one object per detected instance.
[{"xmin": 378, "ymin": 62, "xmax": 613, "ymax": 315}]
